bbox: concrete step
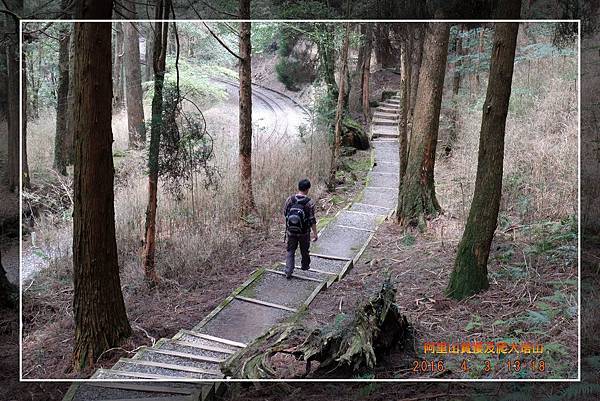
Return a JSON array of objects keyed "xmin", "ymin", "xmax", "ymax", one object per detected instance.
[
  {"xmin": 384, "ymin": 98, "xmax": 400, "ymax": 104},
  {"xmin": 378, "ymin": 106, "xmax": 400, "ymax": 113},
  {"xmin": 137, "ymin": 343, "xmax": 226, "ymax": 369},
  {"xmin": 173, "ymin": 329, "xmax": 246, "ymax": 352},
  {"xmin": 372, "ymin": 118, "xmax": 397, "ymax": 127},
  {"xmin": 372, "ymin": 131, "xmax": 399, "ymax": 139},
  {"xmin": 373, "ymin": 111, "xmax": 398, "ymax": 120},
  {"xmin": 158, "ymin": 337, "xmax": 235, "ymax": 360},
  {"xmin": 65, "ymin": 382, "xmax": 204, "ymax": 401},
  {"xmin": 111, "ymin": 357, "xmax": 223, "ymax": 379},
  {"xmin": 274, "ymin": 262, "xmax": 338, "ymax": 287}
]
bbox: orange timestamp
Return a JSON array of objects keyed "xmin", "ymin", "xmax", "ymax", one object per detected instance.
[{"xmin": 411, "ymin": 359, "xmax": 547, "ymax": 374}]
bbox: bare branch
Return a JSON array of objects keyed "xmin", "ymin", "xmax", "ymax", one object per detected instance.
[{"xmin": 203, "ymin": 22, "xmax": 242, "ymax": 61}]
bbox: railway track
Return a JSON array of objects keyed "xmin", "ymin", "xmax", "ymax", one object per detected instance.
[{"xmin": 211, "ymin": 77, "xmax": 309, "ymax": 148}]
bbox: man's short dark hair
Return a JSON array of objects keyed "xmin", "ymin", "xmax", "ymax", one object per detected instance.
[{"xmin": 298, "ymin": 178, "xmax": 311, "ymax": 192}]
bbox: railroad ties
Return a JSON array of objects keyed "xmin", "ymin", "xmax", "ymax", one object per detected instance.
[{"xmin": 63, "ymin": 92, "xmax": 401, "ymax": 401}]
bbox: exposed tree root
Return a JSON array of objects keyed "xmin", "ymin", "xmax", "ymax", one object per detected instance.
[{"xmin": 221, "ymin": 278, "xmax": 409, "ymax": 379}]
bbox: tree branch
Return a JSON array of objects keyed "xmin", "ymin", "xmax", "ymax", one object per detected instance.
[{"xmin": 203, "ymin": 22, "xmax": 242, "ymax": 61}]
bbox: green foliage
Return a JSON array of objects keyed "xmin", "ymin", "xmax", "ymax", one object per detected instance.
[
  {"xmin": 401, "ymin": 234, "xmax": 416, "ymax": 246},
  {"xmin": 143, "ymin": 57, "xmax": 230, "ymax": 106},
  {"xmin": 23, "ymin": 22, "xmax": 65, "ymax": 113},
  {"xmin": 251, "ymin": 23, "xmax": 279, "ymax": 54},
  {"xmin": 546, "ymin": 384, "xmax": 600, "ymax": 401},
  {"xmin": 274, "ymin": 1, "xmax": 334, "ymax": 19},
  {"xmin": 313, "ymin": 83, "xmax": 337, "ymax": 141},
  {"xmin": 465, "ymin": 314, "xmax": 482, "ymax": 331},
  {"xmin": 275, "ymin": 58, "xmax": 303, "ymax": 91}
]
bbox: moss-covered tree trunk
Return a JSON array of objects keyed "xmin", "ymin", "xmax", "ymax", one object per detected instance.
[
  {"xmin": 361, "ymin": 24, "xmax": 373, "ymax": 121},
  {"xmin": 408, "ymin": 24, "xmax": 424, "ymax": 131},
  {"xmin": 71, "ymin": 12, "xmax": 131, "ymax": 371},
  {"xmin": 397, "ymin": 23, "xmax": 449, "ymax": 228},
  {"xmin": 317, "ymin": 23, "xmax": 338, "ymax": 102},
  {"xmin": 142, "ymin": 3, "xmax": 169, "ymax": 286},
  {"xmin": 21, "ymin": 46, "xmax": 31, "ymax": 189},
  {"xmin": 113, "ymin": 21, "xmax": 125, "ymax": 111},
  {"xmin": 396, "ymin": 30, "xmax": 411, "ymax": 220},
  {"xmin": 54, "ymin": 26, "xmax": 70, "ymax": 175},
  {"xmin": 65, "ymin": 21, "xmax": 76, "ymax": 165},
  {"xmin": 124, "ymin": 21, "xmax": 146, "ymax": 148},
  {"xmin": 5, "ymin": 5, "xmax": 19, "ymax": 192},
  {"xmin": 445, "ymin": 24, "xmax": 465, "ymax": 156},
  {"xmin": 238, "ymin": 1, "xmax": 256, "ymax": 217},
  {"xmin": 328, "ymin": 22, "xmax": 350, "ymax": 191},
  {"xmin": 446, "ymin": 20, "xmax": 519, "ymax": 300}
]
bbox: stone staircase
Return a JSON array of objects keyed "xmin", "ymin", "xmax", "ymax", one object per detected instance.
[
  {"xmin": 63, "ymin": 94, "xmax": 401, "ymax": 401},
  {"xmin": 371, "ymin": 94, "xmax": 401, "ymax": 139}
]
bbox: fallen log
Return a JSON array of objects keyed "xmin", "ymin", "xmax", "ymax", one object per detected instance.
[{"xmin": 221, "ymin": 277, "xmax": 409, "ymax": 379}]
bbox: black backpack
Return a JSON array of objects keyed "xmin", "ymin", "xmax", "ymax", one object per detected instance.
[{"xmin": 286, "ymin": 196, "xmax": 309, "ymax": 234}]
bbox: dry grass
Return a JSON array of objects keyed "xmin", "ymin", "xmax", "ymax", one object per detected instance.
[
  {"xmin": 25, "ymin": 92, "xmax": 331, "ymax": 282},
  {"xmin": 439, "ymin": 55, "xmax": 577, "ymax": 228},
  {"xmin": 21, "ymin": 86, "xmax": 340, "ymax": 376}
]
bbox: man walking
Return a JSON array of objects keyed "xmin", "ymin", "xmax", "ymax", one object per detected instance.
[{"xmin": 283, "ymin": 178, "xmax": 318, "ymax": 279}]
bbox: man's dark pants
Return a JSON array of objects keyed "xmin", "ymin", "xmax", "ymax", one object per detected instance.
[{"xmin": 285, "ymin": 232, "xmax": 311, "ymax": 275}]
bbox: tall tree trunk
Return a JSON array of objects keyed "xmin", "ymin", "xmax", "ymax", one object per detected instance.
[
  {"xmin": 27, "ymin": 46, "xmax": 41, "ymax": 120},
  {"xmin": 328, "ymin": 23, "xmax": 350, "ymax": 191},
  {"xmin": 239, "ymin": 0, "xmax": 256, "ymax": 217},
  {"xmin": 0, "ymin": 249, "xmax": 17, "ymax": 308},
  {"xmin": 21, "ymin": 47, "xmax": 31, "ymax": 189},
  {"xmin": 445, "ymin": 24, "xmax": 465, "ymax": 156},
  {"xmin": 318, "ymin": 24, "xmax": 338, "ymax": 102},
  {"xmin": 71, "ymin": 16, "xmax": 131, "ymax": 373},
  {"xmin": 408, "ymin": 25, "xmax": 424, "ymax": 131},
  {"xmin": 144, "ymin": 24, "xmax": 153, "ymax": 81},
  {"xmin": 361, "ymin": 24, "xmax": 373, "ymax": 121},
  {"xmin": 65, "ymin": 24, "xmax": 76, "ymax": 165},
  {"xmin": 446, "ymin": 21, "xmax": 519, "ymax": 300},
  {"xmin": 124, "ymin": 21, "xmax": 146, "ymax": 148},
  {"xmin": 397, "ymin": 23, "xmax": 450, "ymax": 228},
  {"xmin": 113, "ymin": 21, "xmax": 125, "ymax": 111},
  {"xmin": 6, "ymin": 15, "xmax": 19, "ymax": 192},
  {"xmin": 475, "ymin": 28, "xmax": 485, "ymax": 90},
  {"xmin": 396, "ymin": 29, "xmax": 411, "ymax": 213},
  {"xmin": 54, "ymin": 26, "xmax": 71, "ymax": 175},
  {"xmin": 142, "ymin": 2, "xmax": 170, "ymax": 286},
  {"xmin": 349, "ymin": 25, "xmax": 365, "ymax": 114}
]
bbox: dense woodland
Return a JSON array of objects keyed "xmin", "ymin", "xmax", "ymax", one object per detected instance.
[{"xmin": 0, "ymin": 0, "xmax": 596, "ymax": 400}]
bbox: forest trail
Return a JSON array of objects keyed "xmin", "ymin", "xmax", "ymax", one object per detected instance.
[{"xmin": 63, "ymin": 95, "xmax": 401, "ymax": 400}]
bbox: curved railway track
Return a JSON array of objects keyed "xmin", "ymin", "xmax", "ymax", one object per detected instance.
[{"xmin": 211, "ymin": 77, "xmax": 309, "ymax": 148}]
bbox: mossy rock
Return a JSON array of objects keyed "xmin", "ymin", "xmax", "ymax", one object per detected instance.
[
  {"xmin": 341, "ymin": 116, "xmax": 369, "ymax": 150},
  {"xmin": 341, "ymin": 146, "xmax": 357, "ymax": 157},
  {"xmin": 381, "ymin": 91, "xmax": 399, "ymax": 102}
]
